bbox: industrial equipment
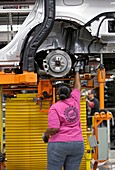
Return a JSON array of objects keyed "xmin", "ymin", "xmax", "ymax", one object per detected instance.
[
  {"xmin": 0, "ymin": 0, "xmax": 114, "ymax": 75},
  {"xmin": 0, "ymin": 0, "xmax": 114, "ymax": 170}
]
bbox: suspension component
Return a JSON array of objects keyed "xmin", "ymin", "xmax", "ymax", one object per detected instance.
[{"xmin": 43, "ymin": 50, "xmax": 72, "ymax": 77}]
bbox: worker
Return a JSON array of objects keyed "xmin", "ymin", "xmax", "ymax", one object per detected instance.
[
  {"xmin": 42, "ymin": 62, "xmax": 84, "ymax": 170},
  {"xmin": 86, "ymin": 89, "xmax": 100, "ymax": 129}
]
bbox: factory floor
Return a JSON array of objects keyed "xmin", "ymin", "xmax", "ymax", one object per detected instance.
[{"xmin": 90, "ymin": 150, "xmax": 115, "ymax": 170}]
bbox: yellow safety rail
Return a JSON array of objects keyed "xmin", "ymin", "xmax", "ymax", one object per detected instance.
[
  {"xmin": 79, "ymin": 97, "xmax": 91, "ymax": 170},
  {"xmin": 6, "ymin": 94, "xmax": 48, "ymax": 170},
  {"xmin": 0, "ymin": 86, "xmax": 3, "ymax": 152}
]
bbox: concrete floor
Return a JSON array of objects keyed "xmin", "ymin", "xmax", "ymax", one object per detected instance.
[{"xmin": 91, "ymin": 150, "xmax": 115, "ymax": 170}]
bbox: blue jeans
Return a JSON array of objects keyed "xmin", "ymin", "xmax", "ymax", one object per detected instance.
[{"xmin": 47, "ymin": 141, "xmax": 84, "ymax": 170}]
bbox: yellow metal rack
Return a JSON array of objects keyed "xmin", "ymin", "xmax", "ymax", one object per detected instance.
[{"xmin": 5, "ymin": 94, "xmax": 90, "ymax": 170}]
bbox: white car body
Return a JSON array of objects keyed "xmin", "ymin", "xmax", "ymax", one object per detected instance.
[{"xmin": 0, "ymin": 0, "xmax": 114, "ymax": 75}]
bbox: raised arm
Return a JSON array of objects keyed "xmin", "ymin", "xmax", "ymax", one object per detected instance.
[
  {"xmin": 74, "ymin": 72, "xmax": 81, "ymax": 90},
  {"xmin": 73, "ymin": 62, "xmax": 81, "ymax": 90}
]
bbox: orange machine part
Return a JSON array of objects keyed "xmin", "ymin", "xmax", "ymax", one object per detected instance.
[
  {"xmin": 98, "ymin": 68, "xmax": 105, "ymax": 109},
  {"xmin": 93, "ymin": 111, "xmax": 112, "ymax": 161},
  {"xmin": 38, "ymin": 79, "xmax": 52, "ymax": 98},
  {"xmin": 37, "ymin": 79, "xmax": 53, "ymax": 112},
  {"xmin": 0, "ymin": 71, "xmax": 37, "ymax": 84},
  {"xmin": 19, "ymin": 71, "xmax": 37, "ymax": 84},
  {"xmin": 93, "ymin": 68, "xmax": 106, "ymax": 170},
  {"xmin": 87, "ymin": 79, "xmax": 94, "ymax": 87},
  {"xmin": 0, "ymin": 163, "xmax": 4, "ymax": 170}
]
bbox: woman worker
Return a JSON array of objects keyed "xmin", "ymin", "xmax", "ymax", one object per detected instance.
[{"xmin": 42, "ymin": 62, "xmax": 84, "ymax": 170}]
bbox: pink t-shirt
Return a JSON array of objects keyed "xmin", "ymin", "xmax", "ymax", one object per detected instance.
[{"xmin": 48, "ymin": 89, "xmax": 83, "ymax": 142}]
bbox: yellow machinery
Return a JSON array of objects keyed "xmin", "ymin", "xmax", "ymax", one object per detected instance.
[
  {"xmin": 0, "ymin": 63, "xmax": 112, "ymax": 170},
  {"xmin": 92, "ymin": 63, "xmax": 112, "ymax": 170},
  {"xmin": 0, "ymin": 73, "xmax": 92, "ymax": 170},
  {"xmin": 5, "ymin": 93, "xmax": 90, "ymax": 170}
]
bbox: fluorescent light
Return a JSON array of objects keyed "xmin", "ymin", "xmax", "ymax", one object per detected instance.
[{"xmin": 96, "ymin": 58, "xmax": 100, "ymax": 61}]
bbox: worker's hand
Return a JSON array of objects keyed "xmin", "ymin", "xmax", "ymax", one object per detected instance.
[
  {"xmin": 42, "ymin": 133, "xmax": 49, "ymax": 143},
  {"xmin": 74, "ymin": 61, "xmax": 81, "ymax": 72}
]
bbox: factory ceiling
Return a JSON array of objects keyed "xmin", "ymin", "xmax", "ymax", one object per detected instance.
[
  {"xmin": 0, "ymin": 0, "xmax": 35, "ymax": 5},
  {"xmin": 0, "ymin": 1, "xmax": 36, "ymax": 26}
]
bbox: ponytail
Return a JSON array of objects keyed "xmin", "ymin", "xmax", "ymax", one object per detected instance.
[{"xmin": 59, "ymin": 94, "xmax": 67, "ymax": 100}]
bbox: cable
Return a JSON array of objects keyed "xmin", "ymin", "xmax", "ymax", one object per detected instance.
[
  {"xmin": 88, "ymin": 17, "xmax": 107, "ymax": 54},
  {"xmin": 88, "ymin": 16, "xmax": 115, "ymax": 54},
  {"xmin": 96, "ymin": 17, "xmax": 107, "ymax": 37},
  {"xmin": 87, "ymin": 38, "xmax": 98, "ymax": 54}
]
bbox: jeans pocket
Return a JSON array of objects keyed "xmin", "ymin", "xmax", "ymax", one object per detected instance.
[
  {"xmin": 69, "ymin": 141, "xmax": 84, "ymax": 156},
  {"xmin": 48, "ymin": 142, "xmax": 67, "ymax": 162}
]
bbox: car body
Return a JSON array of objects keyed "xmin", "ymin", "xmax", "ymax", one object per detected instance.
[{"xmin": 0, "ymin": 0, "xmax": 115, "ymax": 77}]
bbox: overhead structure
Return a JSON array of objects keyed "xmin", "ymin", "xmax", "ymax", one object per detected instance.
[
  {"xmin": 0, "ymin": 0, "xmax": 114, "ymax": 75},
  {"xmin": 0, "ymin": 0, "xmax": 35, "ymax": 5}
]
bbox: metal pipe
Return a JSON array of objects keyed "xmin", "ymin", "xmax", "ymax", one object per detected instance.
[
  {"xmin": 9, "ymin": 13, "xmax": 14, "ymax": 40},
  {"xmin": 99, "ymin": 54, "xmax": 105, "ymax": 109},
  {"xmin": 100, "ymin": 53, "xmax": 103, "ymax": 65},
  {"xmin": 99, "ymin": 82, "xmax": 104, "ymax": 109}
]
